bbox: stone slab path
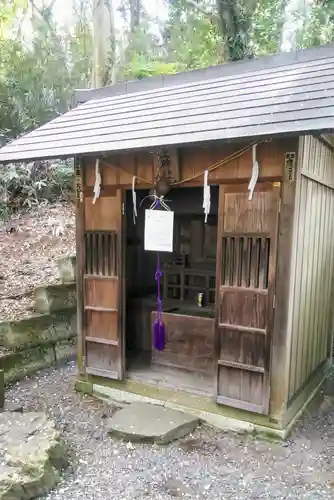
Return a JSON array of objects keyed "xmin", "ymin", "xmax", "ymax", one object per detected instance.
[
  {"xmin": 107, "ymin": 402, "xmax": 199, "ymax": 444},
  {"xmin": 5, "ymin": 363, "xmax": 334, "ymax": 500},
  {"xmin": 0, "ymin": 412, "xmax": 67, "ymax": 500}
]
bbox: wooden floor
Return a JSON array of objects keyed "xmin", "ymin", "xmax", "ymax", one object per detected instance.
[{"xmin": 126, "ymin": 353, "xmax": 215, "ymax": 397}]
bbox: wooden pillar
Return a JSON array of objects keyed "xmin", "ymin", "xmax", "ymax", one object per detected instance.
[
  {"xmin": 269, "ymin": 139, "xmax": 298, "ymax": 421},
  {"xmin": 75, "ymin": 158, "xmax": 85, "ymax": 376}
]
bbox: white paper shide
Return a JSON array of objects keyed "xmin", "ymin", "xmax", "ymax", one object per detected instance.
[{"xmin": 144, "ymin": 209, "xmax": 174, "ymax": 252}]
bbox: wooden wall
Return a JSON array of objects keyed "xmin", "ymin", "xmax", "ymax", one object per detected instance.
[
  {"xmin": 151, "ymin": 312, "xmax": 215, "ymax": 373},
  {"xmin": 82, "ymin": 139, "xmax": 287, "ymax": 189},
  {"xmin": 78, "ymin": 137, "xmax": 300, "ymax": 414},
  {"xmin": 287, "ymin": 136, "xmax": 334, "ymax": 402}
]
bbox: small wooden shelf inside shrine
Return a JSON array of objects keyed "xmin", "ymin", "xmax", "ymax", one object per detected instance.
[{"xmin": 163, "ymin": 266, "xmax": 216, "ymax": 307}]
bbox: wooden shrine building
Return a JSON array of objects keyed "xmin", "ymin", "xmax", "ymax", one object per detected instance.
[{"xmin": 1, "ymin": 43, "xmax": 334, "ymax": 436}]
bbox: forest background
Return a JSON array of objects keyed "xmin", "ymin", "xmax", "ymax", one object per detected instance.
[{"xmin": 0, "ymin": 0, "xmax": 333, "ymax": 214}]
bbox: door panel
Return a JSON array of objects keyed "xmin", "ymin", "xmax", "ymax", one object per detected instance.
[
  {"xmin": 82, "ymin": 189, "xmax": 124, "ymax": 380},
  {"xmin": 85, "ymin": 279, "xmax": 118, "ymax": 309},
  {"xmin": 84, "ymin": 194, "xmax": 120, "ymax": 231},
  {"xmin": 215, "ymin": 183, "xmax": 280, "ymax": 415}
]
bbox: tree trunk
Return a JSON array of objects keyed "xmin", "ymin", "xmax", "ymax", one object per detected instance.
[
  {"xmin": 92, "ymin": 0, "xmax": 116, "ymax": 88},
  {"xmin": 129, "ymin": 0, "xmax": 140, "ymax": 32},
  {"xmin": 216, "ymin": 0, "xmax": 256, "ymax": 61}
]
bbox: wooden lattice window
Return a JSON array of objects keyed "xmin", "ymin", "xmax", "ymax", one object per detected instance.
[
  {"xmin": 221, "ymin": 236, "xmax": 270, "ymax": 289},
  {"xmin": 84, "ymin": 231, "xmax": 117, "ymax": 276}
]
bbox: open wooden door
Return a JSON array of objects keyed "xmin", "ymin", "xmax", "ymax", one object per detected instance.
[
  {"xmin": 215, "ymin": 183, "xmax": 280, "ymax": 414},
  {"xmin": 81, "ymin": 187, "xmax": 124, "ymax": 380}
]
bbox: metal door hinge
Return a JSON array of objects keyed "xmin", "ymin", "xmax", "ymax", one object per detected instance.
[
  {"xmin": 273, "ymin": 295, "xmax": 276, "ymax": 309},
  {"xmin": 122, "ymin": 202, "xmax": 125, "ymax": 215}
]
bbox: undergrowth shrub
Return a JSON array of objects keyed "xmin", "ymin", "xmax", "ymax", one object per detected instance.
[{"xmin": 0, "ymin": 160, "xmax": 74, "ymax": 220}]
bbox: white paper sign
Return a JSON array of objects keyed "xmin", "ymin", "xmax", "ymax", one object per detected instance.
[{"xmin": 144, "ymin": 210, "xmax": 174, "ymax": 252}]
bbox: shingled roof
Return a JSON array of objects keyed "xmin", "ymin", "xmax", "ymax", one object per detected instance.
[{"xmin": 1, "ymin": 43, "xmax": 334, "ymax": 163}]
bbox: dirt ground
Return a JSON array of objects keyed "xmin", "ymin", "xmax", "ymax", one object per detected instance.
[
  {"xmin": 6, "ymin": 363, "xmax": 334, "ymax": 500},
  {"xmin": 0, "ymin": 203, "xmax": 75, "ymax": 320}
]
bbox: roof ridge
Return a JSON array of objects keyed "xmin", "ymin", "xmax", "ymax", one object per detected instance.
[
  {"xmin": 1, "ymin": 43, "xmax": 334, "ymax": 163},
  {"xmin": 75, "ymin": 43, "xmax": 334, "ymax": 104}
]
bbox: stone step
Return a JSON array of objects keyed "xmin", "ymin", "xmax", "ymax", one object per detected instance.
[
  {"xmin": 106, "ymin": 402, "xmax": 199, "ymax": 444},
  {"xmin": 0, "ymin": 309, "xmax": 76, "ymax": 350},
  {"xmin": 0, "ymin": 309, "xmax": 76, "ymax": 384},
  {"xmin": 34, "ymin": 282, "xmax": 76, "ymax": 314},
  {"xmin": 0, "ymin": 339, "xmax": 76, "ymax": 385}
]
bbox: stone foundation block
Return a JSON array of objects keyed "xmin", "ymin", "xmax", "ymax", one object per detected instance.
[
  {"xmin": 34, "ymin": 283, "xmax": 76, "ymax": 314},
  {"xmin": 56, "ymin": 255, "xmax": 76, "ymax": 283}
]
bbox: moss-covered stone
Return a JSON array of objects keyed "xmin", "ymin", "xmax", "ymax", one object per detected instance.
[
  {"xmin": 0, "ymin": 412, "xmax": 68, "ymax": 500},
  {"xmin": 34, "ymin": 283, "xmax": 76, "ymax": 314},
  {"xmin": 55, "ymin": 338, "xmax": 76, "ymax": 364},
  {"xmin": 56, "ymin": 255, "xmax": 76, "ymax": 283},
  {"xmin": 251, "ymin": 429, "xmax": 284, "ymax": 443},
  {"xmin": 0, "ymin": 346, "xmax": 56, "ymax": 385},
  {"xmin": 75, "ymin": 379, "xmax": 93, "ymax": 395},
  {"xmin": 0, "ymin": 309, "xmax": 76, "ymax": 350}
]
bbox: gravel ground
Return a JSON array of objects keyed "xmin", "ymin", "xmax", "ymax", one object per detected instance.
[{"xmin": 6, "ymin": 363, "xmax": 334, "ymax": 500}]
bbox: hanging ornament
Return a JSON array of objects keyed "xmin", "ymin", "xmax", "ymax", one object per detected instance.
[
  {"xmin": 154, "ymin": 150, "xmax": 173, "ymax": 197},
  {"xmin": 203, "ymin": 169, "xmax": 211, "ymax": 223},
  {"xmin": 248, "ymin": 144, "xmax": 259, "ymax": 201},
  {"xmin": 92, "ymin": 159, "xmax": 101, "ymax": 204},
  {"xmin": 140, "ymin": 150, "xmax": 175, "ymax": 350},
  {"xmin": 153, "ymin": 225, "xmax": 165, "ymax": 351},
  {"xmin": 144, "ymin": 195, "xmax": 174, "ymax": 351}
]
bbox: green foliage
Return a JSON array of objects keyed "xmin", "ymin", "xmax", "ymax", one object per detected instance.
[
  {"xmin": 122, "ymin": 55, "xmax": 179, "ymax": 79},
  {"xmin": 296, "ymin": 1, "xmax": 334, "ymax": 48},
  {"xmin": 0, "ymin": 0, "xmax": 92, "ymax": 139},
  {"xmin": 166, "ymin": 3, "xmax": 222, "ymax": 70},
  {"xmin": 250, "ymin": 0, "xmax": 287, "ymax": 55},
  {"xmin": 1, "ymin": 0, "xmax": 334, "ymax": 147},
  {"xmin": 0, "ymin": 0, "xmax": 27, "ymax": 38},
  {"xmin": 0, "ymin": 161, "xmax": 73, "ymax": 220},
  {"xmin": 118, "ymin": 18, "xmax": 172, "ymax": 79}
]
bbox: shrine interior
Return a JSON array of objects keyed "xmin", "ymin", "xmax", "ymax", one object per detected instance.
[{"xmin": 125, "ymin": 186, "xmax": 219, "ymax": 395}]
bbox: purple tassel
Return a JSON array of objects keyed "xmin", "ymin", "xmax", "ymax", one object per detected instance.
[
  {"xmin": 153, "ymin": 318, "xmax": 165, "ymax": 351},
  {"xmin": 152, "ymin": 198, "xmax": 166, "ymax": 351}
]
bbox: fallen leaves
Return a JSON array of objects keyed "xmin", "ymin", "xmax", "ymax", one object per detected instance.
[{"xmin": 0, "ymin": 202, "xmax": 75, "ymax": 320}]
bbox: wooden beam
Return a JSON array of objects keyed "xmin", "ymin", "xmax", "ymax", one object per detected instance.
[
  {"xmin": 300, "ymin": 168, "xmax": 334, "ymax": 191},
  {"xmin": 269, "ymin": 139, "xmax": 298, "ymax": 419},
  {"xmin": 86, "ymin": 337, "xmax": 119, "ymax": 346},
  {"xmin": 84, "ymin": 306, "xmax": 117, "ymax": 313},
  {"xmin": 76, "ymin": 158, "xmax": 86, "ymax": 375},
  {"xmin": 318, "ymin": 134, "xmax": 334, "ymax": 153},
  {"xmin": 218, "ymin": 323, "xmax": 266, "ymax": 335},
  {"xmin": 86, "ymin": 367, "xmax": 119, "ymax": 379},
  {"xmin": 216, "ymin": 395, "xmax": 265, "ymax": 415},
  {"xmin": 218, "ymin": 360, "xmax": 265, "ymax": 373}
]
